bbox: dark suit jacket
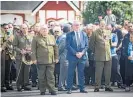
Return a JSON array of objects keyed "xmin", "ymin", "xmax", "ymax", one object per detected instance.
[
  {"xmin": 121, "ymin": 33, "xmax": 130, "ymax": 58},
  {"xmin": 66, "ymin": 31, "xmax": 88, "ymax": 61}
]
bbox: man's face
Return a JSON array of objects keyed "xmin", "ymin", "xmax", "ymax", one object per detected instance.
[
  {"xmin": 107, "ymin": 10, "xmax": 112, "ymax": 15},
  {"xmin": 130, "ymin": 34, "xmax": 133, "ymax": 43},
  {"xmin": 50, "ymin": 22, "xmax": 55, "ymax": 29},
  {"xmin": 21, "ymin": 24, "xmax": 28, "ymax": 34},
  {"xmin": 86, "ymin": 28, "xmax": 93, "ymax": 35},
  {"xmin": 40, "ymin": 26, "xmax": 49, "ymax": 36},
  {"xmin": 34, "ymin": 23, "xmax": 40, "ymax": 32},
  {"xmin": 128, "ymin": 23, "xmax": 133, "ymax": 32},
  {"xmin": 72, "ymin": 22, "xmax": 80, "ymax": 31},
  {"xmin": 8, "ymin": 24, "xmax": 14, "ymax": 32},
  {"xmin": 130, "ymin": 24, "xmax": 133, "ymax": 33},
  {"xmin": 100, "ymin": 21, "xmax": 106, "ymax": 29},
  {"xmin": 3, "ymin": 25, "xmax": 9, "ymax": 32}
]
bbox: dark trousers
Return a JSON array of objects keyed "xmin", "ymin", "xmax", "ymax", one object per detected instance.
[
  {"xmin": 120, "ymin": 57, "xmax": 126, "ymax": 84},
  {"xmin": 67, "ymin": 60, "xmax": 86, "ymax": 91},
  {"xmin": 125, "ymin": 79, "xmax": 133, "ymax": 87},
  {"xmin": 1, "ymin": 51, "xmax": 5, "ymax": 87},
  {"xmin": 111, "ymin": 55, "xmax": 123, "ymax": 84},
  {"xmin": 5, "ymin": 58, "xmax": 12, "ymax": 87},
  {"xmin": 84, "ymin": 60, "xmax": 95, "ymax": 85},
  {"xmin": 30, "ymin": 64, "xmax": 38, "ymax": 84},
  {"xmin": 16, "ymin": 60, "xmax": 30, "ymax": 87},
  {"xmin": 10, "ymin": 61, "xmax": 16, "ymax": 81},
  {"xmin": 54, "ymin": 63, "xmax": 60, "ymax": 87}
]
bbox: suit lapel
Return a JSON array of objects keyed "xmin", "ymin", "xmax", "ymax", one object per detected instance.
[{"xmin": 71, "ymin": 31, "xmax": 77, "ymax": 47}]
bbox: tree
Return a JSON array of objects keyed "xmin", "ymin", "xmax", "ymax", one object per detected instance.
[{"xmin": 82, "ymin": 1, "xmax": 133, "ymax": 25}]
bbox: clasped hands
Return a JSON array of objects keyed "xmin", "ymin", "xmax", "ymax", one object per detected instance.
[{"xmin": 76, "ymin": 52, "xmax": 84, "ymax": 59}]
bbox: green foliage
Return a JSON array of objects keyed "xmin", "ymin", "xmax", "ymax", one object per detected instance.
[{"xmin": 82, "ymin": 1, "xmax": 133, "ymax": 24}]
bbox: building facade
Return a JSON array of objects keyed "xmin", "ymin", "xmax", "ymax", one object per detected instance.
[{"xmin": 1, "ymin": 1, "xmax": 84, "ymax": 25}]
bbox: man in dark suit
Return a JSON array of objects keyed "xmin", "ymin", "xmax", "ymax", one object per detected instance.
[{"xmin": 66, "ymin": 21, "xmax": 88, "ymax": 94}]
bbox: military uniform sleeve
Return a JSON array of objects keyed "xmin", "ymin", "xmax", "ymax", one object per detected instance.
[
  {"xmin": 0, "ymin": 30, "xmax": 7, "ymax": 50},
  {"xmin": 13, "ymin": 35, "xmax": 21, "ymax": 53},
  {"xmin": 31, "ymin": 36, "xmax": 37, "ymax": 61}
]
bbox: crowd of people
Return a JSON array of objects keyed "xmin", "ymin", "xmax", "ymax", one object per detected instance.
[{"xmin": 1, "ymin": 8, "xmax": 133, "ymax": 95}]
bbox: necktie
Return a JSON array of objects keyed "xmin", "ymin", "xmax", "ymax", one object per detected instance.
[{"xmin": 76, "ymin": 32, "xmax": 80, "ymax": 47}]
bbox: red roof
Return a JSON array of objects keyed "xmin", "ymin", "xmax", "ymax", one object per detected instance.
[{"xmin": 41, "ymin": 1, "xmax": 73, "ymax": 10}]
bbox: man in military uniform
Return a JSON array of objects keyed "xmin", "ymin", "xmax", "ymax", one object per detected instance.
[
  {"xmin": 34, "ymin": 23, "xmax": 41, "ymax": 36},
  {"xmin": 89, "ymin": 20, "xmax": 113, "ymax": 92},
  {"xmin": 31, "ymin": 25, "xmax": 58, "ymax": 95},
  {"xmin": 1, "ymin": 24, "xmax": 7, "ymax": 92},
  {"xmin": 13, "ymin": 24, "xmax": 32, "ymax": 91},
  {"xmin": 1, "ymin": 24, "xmax": 14, "ymax": 92}
]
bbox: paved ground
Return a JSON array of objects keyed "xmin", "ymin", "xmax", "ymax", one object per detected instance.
[{"xmin": 1, "ymin": 86, "xmax": 133, "ymax": 97}]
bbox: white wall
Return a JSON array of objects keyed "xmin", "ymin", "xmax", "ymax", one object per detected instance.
[
  {"xmin": 1, "ymin": 14, "xmax": 23, "ymax": 25},
  {"xmin": 46, "ymin": 10, "xmax": 56, "ymax": 19},
  {"xmin": 39, "ymin": 10, "xmax": 45, "ymax": 25},
  {"xmin": 68, "ymin": 11, "xmax": 75, "ymax": 23},
  {"xmin": 57, "ymin": 10, "xmax": 67, "ymax": 19},
  {"xmin": 25, "ymin": 14, "xmax": 36, "ymax": 25}
]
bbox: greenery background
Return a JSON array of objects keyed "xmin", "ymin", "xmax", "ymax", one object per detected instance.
[{"xmin": 82, "ymin": 1, "xmax": 133, "ymax": 25}]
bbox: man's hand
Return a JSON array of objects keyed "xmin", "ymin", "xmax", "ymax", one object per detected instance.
[
  {"xmin": 128, "ymin": 56, "xmax": 133, "ymax": 60},
  {"xmin": 21, "ymin": 49, "xmax": 26, "ymax": 55},
  {"xmin": 55, "ymin": 59, "xmax": 59, "ymax": 63},
  {"xmin": 33, "ymin": 60, "xmax": 37, "ymax": 64},
  {"xmin": 76, "ymin": 52, "xmax": 84, "ymax": 59},
  {"xmin": 26, "ymin": 47, "xmax": 31, "ymax": 51},
  {"xmin": 78, "ymin": 52, "xmax": 84, "ymax": 57},
  {"xmin": 76, "ymin": 53, "xmax": 80, "ymax": 58}
]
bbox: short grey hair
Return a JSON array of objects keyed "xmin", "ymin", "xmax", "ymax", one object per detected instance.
[{"xmin": 86, "ymin": 24, "xmax": 93, "ymax": 29}]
